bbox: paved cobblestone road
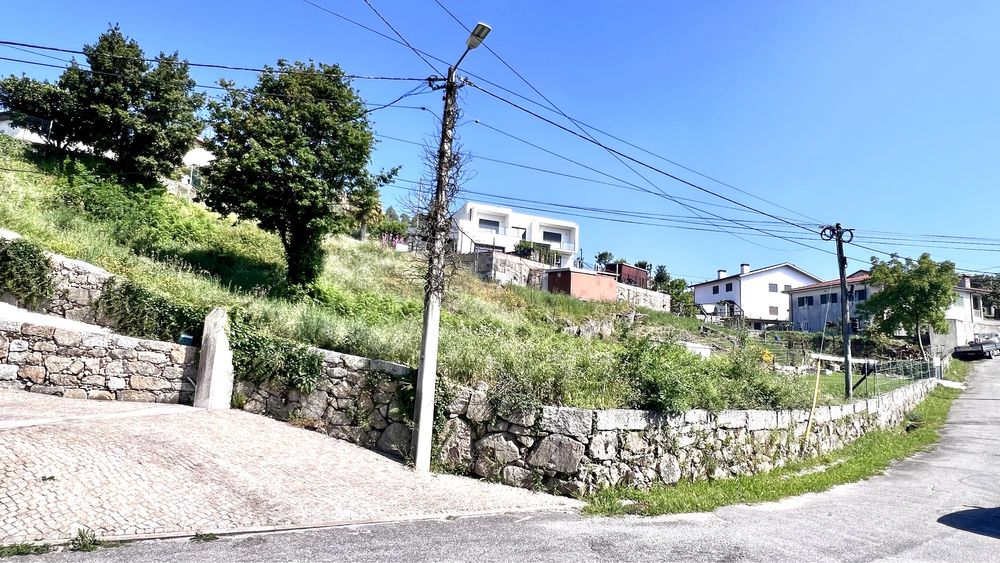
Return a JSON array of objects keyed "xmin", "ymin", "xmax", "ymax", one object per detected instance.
[{"xmin": 0, "ymin": 390, "xmax": 579, "ymax": 543}]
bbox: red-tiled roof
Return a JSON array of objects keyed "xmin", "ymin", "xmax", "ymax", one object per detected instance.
[{"xmin": 787, "ymin": 271, "xmax": 871, "ymax": 293}]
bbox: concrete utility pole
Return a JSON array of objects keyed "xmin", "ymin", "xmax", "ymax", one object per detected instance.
[
  {"xmin": 822, "ymin": 223, "xmax": 855, "ymax": 398},
  {"xmin": 412, "ymin": 22, "xmax": 492, "ymax": 473}
]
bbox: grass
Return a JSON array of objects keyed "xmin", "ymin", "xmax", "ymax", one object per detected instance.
[
  {"xmin": 943, "ymin": 357, "xmax": 971, "ymax": 382},
  {"xmin": 191, "ymin": 532, "xmax": 218, "ymax": 542},
  {"xmin": 69, "ymin": 528, "xmax": 100, "ymax": 552},
  {"xmin": 0, "ymin": 544, "xmax": 51, "ymax": 558},
  {"xmin": 585, "ymin": 384, "xmax": 961, "ymax": 516}
]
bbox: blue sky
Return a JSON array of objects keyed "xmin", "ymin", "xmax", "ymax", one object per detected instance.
[{"xmin": 3, "ymin": 1, "xmax": 999, "ymax": 283}]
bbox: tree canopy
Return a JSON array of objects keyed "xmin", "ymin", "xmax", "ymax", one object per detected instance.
[
  {"xmin": 652, "ymin": 265, "xmax": 694, "ymax": 315},
  {"xmin": 202, "ymin": 60, "xmax": 392, "ymax": 286},
  {"xmin": 860, "ymin": 253, "xmax": 959, "ymax": 353},
  {"xmin": 595, "ymin": 251, "xmax": 614, "ymax": 267},
  {"xmin": 0, "ymin": 25, "xmax": 203, "ymax": 184}
]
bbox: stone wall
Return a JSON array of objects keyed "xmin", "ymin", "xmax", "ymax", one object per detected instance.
[
  {"xmin": 0, "ymin": 229, "xmax": 114, "ymax": 325},
  {"xmin": 232, "ymin": 337, "xmax": 938, "ymax": 497},
  {"xmin": 0, "ymin": 320, "xmax": 199, "ymax": 403},
  {"xmin": 617, "ymin": 283, "xmax": 671, "ymax": 311},
  {"xmin": 235, "ymin": 348, "xmax": 418, "ymax": 459},
  {"xmin": 460, "ymin": 251, "xmax": 550, "ymax": 287}
]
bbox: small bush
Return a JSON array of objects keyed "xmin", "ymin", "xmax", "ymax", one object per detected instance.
[
  {"xmin": 0, "ymin": 543, "xmax": 51, "ymax": 557},
  {"xmin": 0, "ymin": 238, "xmax": 54, "ymax": 310}
]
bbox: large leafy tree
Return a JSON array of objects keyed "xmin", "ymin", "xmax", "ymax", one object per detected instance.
[
  {"xmin": 0, "ymin": 25, "xmax": 203, "ymax": 183},
  {"xmin": 202, "ymin": 60, "xmax": 391, "ymax": 286},
  {"xmin": 347, "ymin": 170, "xmax": 397, "ymax": 241},
  {"xmin": 970, "ymin": 274, "xmax": 1000, "ymax": 316},
  {"xmin": 860, "ymin": 253, "xmax": 959, "ymax": 356},
  {"xmin": 594, "ymin": 251, "xmax": 614, "ymax": 267}
]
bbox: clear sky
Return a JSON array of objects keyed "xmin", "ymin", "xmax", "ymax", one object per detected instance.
[{"xmin": 3, "ymin": 1, "xmax": 999, "ymax": 283}]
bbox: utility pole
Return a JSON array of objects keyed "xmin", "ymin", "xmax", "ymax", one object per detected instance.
[
  {"xmin": 412, "ymin": 22, "xmax": 492, "ymax": 473},
  {"xmin": 821, "ymin": 224, "xmax": 855, "ymax": 398}
]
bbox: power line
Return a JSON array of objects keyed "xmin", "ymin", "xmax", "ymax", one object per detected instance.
[
  {"xmin": 357, "ymin": 0, "xmax": 441, "ymax": 75},
  {"xmin": 433, "ymin": 0, "xmax": 827, "ymax": 227},
  {"xmin": 467, "ymin": 81, "xmax": 821, "ymax": 237},
  {"xmin": 0, "ymin": 40, "xmax": 433, "ymax": 81}
]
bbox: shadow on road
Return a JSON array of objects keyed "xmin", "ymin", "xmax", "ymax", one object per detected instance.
[{"xmin": 938, "ymin": 507, "xmax": 1000, "ymax": 539}]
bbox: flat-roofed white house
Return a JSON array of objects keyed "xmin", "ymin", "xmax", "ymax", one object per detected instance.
[
  {"xmin": 451, "ymin": 201, "xmax": 580, "ymax": 268},
  {"xmin": 691, "ymin": 263, "xmax": 822, "ymax": 329}
]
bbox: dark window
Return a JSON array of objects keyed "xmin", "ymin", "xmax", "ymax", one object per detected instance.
[
  {"xmin": 541, "ymin": 231, "xmax": 562, "ymax": 243},
  {"xmin": 769, "ymin": 306, "xmax": 779, "ymax": 315},
  {"xmin": 753, "ymin": 322, "xmax": 762, "ymax": 330},
  {"xmin": 855, "ymin": 289, "xmax": 868, "ymax": 301},
  {"xmin": 478, "ymin": 218, "xmax": 500, "ymax": 232},
  {"xmin": 768, "ymin": 283, "xmax": 778, "ymax": 293},
  {"xmin": 805, "ymin": 296, "xmax": 814, "ymax": 306},
  {"xmin": 831, "ymin": 293, "xmax": 838, "ymax": 304},
  {"xmin": 797, "ymin": 296, "xmax": 805, "ymax": 307},
  {"xmin": 713, "ymin": 285, "xmax": 720, "ymax": 295},
  {"xmin": 784, "ymin": 284, "xmax": 792, "ymax": 292},
  {"xmin": 820, "ymin": 294, "xmax": 829, "ymax": 305},
  {"xmin": 725, "ymin": 282, "xmax": 733, "ymax": 292}
]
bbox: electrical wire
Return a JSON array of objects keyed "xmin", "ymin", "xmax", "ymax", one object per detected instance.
[
  {"xmin": 0, "ymin": 40, "xmax": 433, "ymax": 81},
  {"xmin": 357, "ymin": 0, "xmax": 441, "ymax": 75}
]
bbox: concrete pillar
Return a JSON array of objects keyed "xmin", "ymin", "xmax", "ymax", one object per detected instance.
[{"xmin": 193, "ymin": 307, "xmax": 234, "ymax": 410}]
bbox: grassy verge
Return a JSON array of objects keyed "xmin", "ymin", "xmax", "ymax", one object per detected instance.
[
  {"xmin": 943, "ymin": 357, "xmax": 971, "ymax": 383},
  {"xmin": 585, "ymin": 384, "xmax": 961, "ymax": 516}
]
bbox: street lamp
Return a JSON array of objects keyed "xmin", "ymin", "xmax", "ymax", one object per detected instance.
[{"xmin": 411, "ymin": 21, "xmax": 491, "ymax": 473}]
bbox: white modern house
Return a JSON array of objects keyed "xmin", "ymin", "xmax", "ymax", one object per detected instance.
[
  {"xmin": 451, "ymin": 201, "xmax": 580, "ymax": 268},
  {"xmin": 691, "ymin": 263, "xmax": 822, "ymax": 329}
]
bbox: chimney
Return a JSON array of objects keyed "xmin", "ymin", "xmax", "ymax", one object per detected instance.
[
  {"xmin": 961, "ymin": 274, "xmax": 972, "ymax": 289},
  {"xmin": 740, "ymin": 263, "xmax": 750, "ymax": 274},
  {"xmin": 717, "ymin": 269, "xmax": 727, "ymax": 279}
]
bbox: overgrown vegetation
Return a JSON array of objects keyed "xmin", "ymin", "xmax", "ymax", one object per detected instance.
[
  {"xmin": 586, "ymin": 385, "xmax": 961, "ymax": 515},
  {"xmin": 0, "ymin": 543, "xmax": 51, "ymax": 557},
  {"xmin": 0, "ymin": 135, "xmax": 869, "ymax": 410},
  {"xmin": 0, "ymin": 238, "xmax": 54, "ymax": 310},
  {"xmin": 69, "ymin": 528, "xmax": 100, "ymax": 552}
]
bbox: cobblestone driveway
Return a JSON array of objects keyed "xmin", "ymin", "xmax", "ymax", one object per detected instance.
[{"xmin": 0, "ymin": 391, "xmax": 579, "ymax": 543}]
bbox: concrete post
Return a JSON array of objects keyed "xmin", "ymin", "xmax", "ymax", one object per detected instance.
[{"xmin": 193, "ymin": 307, "xmax": 234, "ymax": 410}]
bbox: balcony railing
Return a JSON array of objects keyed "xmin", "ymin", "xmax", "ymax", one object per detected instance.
[
  {"xmin": 560, "ymin": 242, "xmax": 576, "ymax": 252},
  {"xmin": 478, "ymin": 226, "xmax": 507, "ymax": 235}
]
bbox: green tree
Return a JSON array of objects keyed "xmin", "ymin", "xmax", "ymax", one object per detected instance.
[
  {"xmin": 595, "ymin": 251, "xmax": 614, "ymax": 267},
  {"xmin": 0, "ymin": 75, "xmax": 83, "ymax": 150},
  {"xmin": 860, "ymin": 253, "xmax": 959, "ymax": 357},
  {"xmin": 653, "ymin": 265, "xmax": 670, "ymax": 289},
  {"xmin": 634, "ymin": 260, "xmax": 651, "ymax": 271},
  {"xmin": 202, "ymin": 60, "xmax": 388, "ymax": 286},
  {"xmin": 384, "ymin": 206, "xmax": 400, "ymax": 222},
  {"xmin": 0, "ymin": 25, "xmax": 203, "ymax": 184},
  {"xmin": 347, "ymin": 171, "xmax": 397, "ymax": 241},
  {"xmin": 652, "ymin": 265, "xmax": 693, "ymax": 315}
]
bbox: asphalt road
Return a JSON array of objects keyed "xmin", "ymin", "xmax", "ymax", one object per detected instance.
[{"xmin": 30, "ymin": 361, "xmax": 1000, "ymax": 562}]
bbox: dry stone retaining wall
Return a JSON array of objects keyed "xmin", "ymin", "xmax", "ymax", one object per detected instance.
[
  {"xmin": 231, "ymin": 338, "xmax": 938, "ymax": 497},
  {"xmin": 0, "ymin": 320, "xmax": 199, "ymax": 403},
  {"xmin": 0, "ymin": 229, "xmax": 114, "ymax": 325}
]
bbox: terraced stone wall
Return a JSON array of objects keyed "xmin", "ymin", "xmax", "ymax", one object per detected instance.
[{"xmin": 0, "ymin": 321, "xmax": 199, "ymax": 403}]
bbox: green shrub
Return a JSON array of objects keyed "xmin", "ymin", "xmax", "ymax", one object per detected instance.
[
  {"xmin": 96, "ymin": 278, "xmax": 207, "ymax": 343},
  {"xmin": 0, "ymin": 238, "xmax": 54, "ymax": 310}
]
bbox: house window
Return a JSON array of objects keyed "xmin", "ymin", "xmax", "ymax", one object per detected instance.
[
  {"xmin": 820, "ymin": 294, "xmax": 829, "ymax": 305},
  {"xmin": 768, "ymin": 283, "xmax": 778, "ymax": 293},
  {"xmin": 854, "ymin": 289, "xmax": 868, "ymax": 301},
  {"xmin": 831, "ymin": 293, "xmax": 838, "ymax": 304},
  {"xmin": 784, "ymin": 284, "xmax": 792, "ymax": 292},
  {"xmin": 542, "ymin": 231, "xmax": 562, "ymax": 243},
  {"xmin": 769, "ymin": 306, "xmax": 779, "ymax": 315},
  {"xmin": 713, "ymin": 285, "xmax": 720, "ymax": 295},
  {"xmin": 725, "ymin": 282, "xmax": 733, "ymax": 292},
  {"xmin": 478, "ymin": 218, "xmax": 500, "ymax": 233},
  {"xmin": 797, "ymin": 296, "xmax": 805, "ymax": 307},
  {"xmin": 806, "ymin": 296, "xmax": 814, "ymax": 306}
]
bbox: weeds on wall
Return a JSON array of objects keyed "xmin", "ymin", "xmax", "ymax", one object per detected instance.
[
  {"xmin": 0, "ymin": 238, "xmax": 55, "ymax": 311},
  {"xmin": 228, "ymin": 310, "xmax": 323, "ymax": 394},
  {"xmin": 97, "ymin": 278, "xmax": 207, "ymax": 343}
]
